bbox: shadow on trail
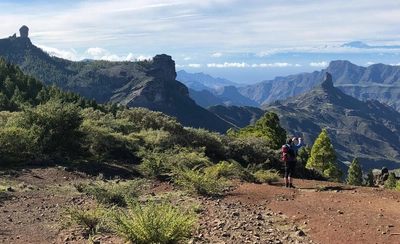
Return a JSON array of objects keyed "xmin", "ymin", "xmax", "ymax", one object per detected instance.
[{"xmin": 297, "ymin": 185, "xmax": 357, "ymax": 192}]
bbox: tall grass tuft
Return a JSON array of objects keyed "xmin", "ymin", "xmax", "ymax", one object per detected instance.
[{"xmin": 109, "ymin": 199, "xmax": 197, "ymax": 244}]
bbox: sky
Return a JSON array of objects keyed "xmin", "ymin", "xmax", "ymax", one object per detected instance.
[{"xmin": 1, "ymin": 0, "xmax": 400, "ymax": 84}]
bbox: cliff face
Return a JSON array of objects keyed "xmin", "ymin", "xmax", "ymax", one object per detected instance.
[{"xmin": 113, "ymin": 54, "xmax": 192, "ymax": 111}]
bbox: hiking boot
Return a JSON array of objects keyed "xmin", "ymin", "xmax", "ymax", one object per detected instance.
[
  {"xmin": 285, "ymin": 183, "xmax": 289, "ymax": 188},
  {"xmin": 289, "ymin": 184, "xmax": 296, "ymax": 188}
]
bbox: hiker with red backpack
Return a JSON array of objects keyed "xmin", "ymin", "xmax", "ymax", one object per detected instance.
[{"xmin": 281, "ymin": 137, "xmax": 303, "ymax": 188}]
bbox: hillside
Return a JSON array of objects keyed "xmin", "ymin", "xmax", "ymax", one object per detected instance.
[
  {"xmin": 0, "ymin": 34, "xmax": 234, "ymax": 133},
  {"xmin": 262, "ymin": 72, "xmax": 400, "ymax": 170}
]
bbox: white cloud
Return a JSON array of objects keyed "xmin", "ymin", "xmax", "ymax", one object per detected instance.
[
  {"xmin": 37, "ymin": 44, "xmax": 151, "ymax": 62},
  {"xmin": 256, "ymin": 63, "xmax": 292, "ymax": 68},
  {"xmin": 86, "ymin": 47, "xmax": 107, "ymax": 57},
  {"xmin": 189, "ymin": 63, "xmax": 202, "ymax": 68},
  {"xmin": 175, "ymin": 64, "xmax": 185, "ymax": 68},
  {"xmin": 212, "ymin": 52, "xmax": 222, "ymax": 57},
  {"xmin": 310, "ymin": 62, "xmax": 328, "ymax": 67},
  {"xmin": 184, "ymin": 57, "xmax": 191, "ymax": 61},
  {"xmin": 36, "ymin": 44, "xmax": 82, "ymax": 60},
  {"xmin": 207, "ymin": 62, "xmax": 250, "ymax": 68}
]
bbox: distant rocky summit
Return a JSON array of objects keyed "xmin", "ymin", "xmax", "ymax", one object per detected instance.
[{"xmin": 19, "ymin": 25, "xmax": 29, "ymax": 38}]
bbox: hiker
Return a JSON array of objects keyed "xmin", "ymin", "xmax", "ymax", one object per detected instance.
[
  {"xmin": 290, "ymin": 137, "xmax": 303, "ymax": 157},
  {"xmin": 282, "ymin": 137, "xmax": 303, "ymax": 188}
]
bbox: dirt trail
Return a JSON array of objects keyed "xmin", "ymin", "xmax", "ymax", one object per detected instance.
[{"xmin": 0, "ymin": 167, "xmax": 399, "ymax": 244}]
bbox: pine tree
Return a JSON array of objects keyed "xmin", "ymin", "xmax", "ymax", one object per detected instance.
[
  {"xmin": 365, "ymin": 169, "xmax": 375, "ymax": 187},
  {"xmin": 231, "ymin": 112, "xmax": 287, "ymax": 150},
  {"xmin": 346, "ymin": 157, "xmax": 363, "ymax": 186},
  {"xmin": 254, "ymin": 112, "xmax": 287, "ymax": 150},
  {"xmin": 297, "ymin": 145, "xmax": 311, "ymax": 168},
  {"xmin": 306, "ymin": 128, "xmax": 342, "ymax": 181},
  {"xmin": 384, "ymin": 172, "xmax": 397, "ymax": 189}
]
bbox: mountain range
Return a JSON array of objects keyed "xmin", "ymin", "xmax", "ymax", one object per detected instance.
[
  {"xmin": 1, "ymin": 34, "xmax": 400, "ymax": 171},
  {"xmin": 178, "ymin": 61, "xmax": 400, "ymax": 113}
]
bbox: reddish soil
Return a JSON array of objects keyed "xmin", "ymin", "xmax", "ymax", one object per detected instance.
[{"xmin": 0, "ymin": 166, "xmax": 399, "ymax": 244}]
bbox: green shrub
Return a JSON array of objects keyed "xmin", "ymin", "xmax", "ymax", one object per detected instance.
[
  {"xmin": 63, "ymin": 204, "xmax": 107, "ymax": 232},
  {"xmin": 14, "ymin": 99, "xmax": 84, "ymax": 158},
  {"xmin": 204, "ymin": 160, "xmax": 244, "ymax": 179},
  {"xmin": 174, "ymin": 167, "xmax": 228, "ymax": 196},
  {"xmin": 78, "ymin": 180, "xmax": 142, "ymax": 206},
  {"xmin": 384, "ymin": 172, "xmax": 397, "ymax": 190},
  {"xmin": 165, "ymin": 148, "xmax": 211, "ymax": 170},
  {"xmin": 109, "ymin": 199, "xmax": 197, "ymax": 244},
  {"xmin": 138, "ymin": 151, "xmax": 168, "ymax": 178},
  {"xmin": 221, "ymin": 135, "xmax": 271, "ymax": 167},
  {"xmin": 81, "ymin": 121, "xmax": 139, "ymax": 159},
  {"xmin": 0, "ymin": 126, "xmax": 36, "ymax": 165},
  {"xmin": 252, "ymin": 169, "xmax": 280, "ymax": 184},
  {"xmin": 185, "ymin": 128, "xmax": 225, "ymax": 161},
  {"xmin": 138, "ymin": 147, "xmax": 212, "ymax": 179},
  {"xmin": 135, "ymin": 129, "xmax": 180, "ymax": 151}
]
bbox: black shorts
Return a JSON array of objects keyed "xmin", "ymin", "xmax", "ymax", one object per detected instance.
[{"xmin": 284, "ymin": 161, "xmax": 297, "ymax": 178}]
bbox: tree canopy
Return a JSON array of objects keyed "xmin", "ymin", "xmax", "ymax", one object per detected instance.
[
  {"xmin": 346, "ymin": 157, "xmax": 363, "ymax": 186},
  {"xmin": 306, "ymin": 128, "xmax": 342, "ymax": 182}
]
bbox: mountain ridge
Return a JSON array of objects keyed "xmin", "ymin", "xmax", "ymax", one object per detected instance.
[
  {"xmin": 0, "ymin": 35, "xmax": 234, "ymax": 133},
  {"xmin": 179, "ymin": 61, "xmax": 400, "ymax": 112},
  {"xmin": 260, "ymin": 72, "xmax": 400, "ymax": 170}
]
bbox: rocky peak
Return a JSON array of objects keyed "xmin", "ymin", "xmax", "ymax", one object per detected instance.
[
  {"xmin": 19, "ymin": 25, "xmax": 29, "ymax": 38},
  {"xmin": 321, "ymin": 72, "xmax": 334, "ymax": 90},
  {"xmin": 147, "ymin": 54, "xmax": 177, "ymax": 82}
]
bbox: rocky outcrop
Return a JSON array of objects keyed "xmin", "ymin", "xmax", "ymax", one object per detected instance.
[
  {"xmin": 374, "ymin": 167, "xmax": 390, "ymax": 186},
  {"xmin": 321, "ymin": 72, "xmax": 334, "ymax": 90},
  {"xmin": 111, "ymin": 54, "xmax": 191, "ymax": 111},
  {"xmin": 19, "ymin": 25, "xmax": 29, "ymax": 38}
]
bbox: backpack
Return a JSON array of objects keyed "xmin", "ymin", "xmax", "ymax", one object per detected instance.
[{"xmin": 281, "ymin": 144, "xmax": 296, "ymax": 162}]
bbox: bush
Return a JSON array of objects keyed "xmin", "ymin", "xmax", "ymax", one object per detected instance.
[
  {"xmin": 138, "ymin": 151, "xmax": 169, "ymax": 178},
  {"xmin": 109, "ymin": 199, "xmax": 197, "ymax": 244},
  {"xmin": 15, "ymin": 99, "xmax": 84, "ymax": 158},
  {"xmin": 173, "ymin": 167, "xmax": 228, "ymax": 196},
  {"xmin": 204, "ymin": 160, "xmax": 246, "ymax": 180},
  {"xmin": 63, "ymin": 204, "xmax": 107, "ymax": 232},
  {"xmin": 0, "ymin": 126, "xmax": 36, "ymax": 165},
  {"xmin": 77, "ymin": 180, "xmax": 142, "ymax": 206},
  {"xmin": 185, "ymin": 128, "xmax": 225, "ymax": 161},
  {"xmin": 135, "ymin": 129, "xmax": 176, "ymax": 151},
  {"xmin": 81, "ymin": 121, "xmax": 139, "ymax": 160},
  {"xmin": 252, "ymin": 169, "xmax": 280, "ymax": 184},
  {"xmin": 221, "ymin": 135, "xmax": 271, "ymax": 167},
  {"xmin": 165, "ymin": 148, "xmax": 211, "ymax": 170}
]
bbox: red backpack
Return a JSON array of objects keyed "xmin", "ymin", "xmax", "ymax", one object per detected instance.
[{"xmin": 281, "ymin": 144, "xmax": 296, "ymax": 162}]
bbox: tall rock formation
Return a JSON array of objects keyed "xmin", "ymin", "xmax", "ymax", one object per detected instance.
[{"xmin": 19, "ymin": 25, "xmax": 29, "ymax": 38}]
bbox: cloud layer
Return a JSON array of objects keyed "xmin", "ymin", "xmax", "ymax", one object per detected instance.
[{"xmin": 1, "ymin": 0, "xmax": 400, "ymax": 83}]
